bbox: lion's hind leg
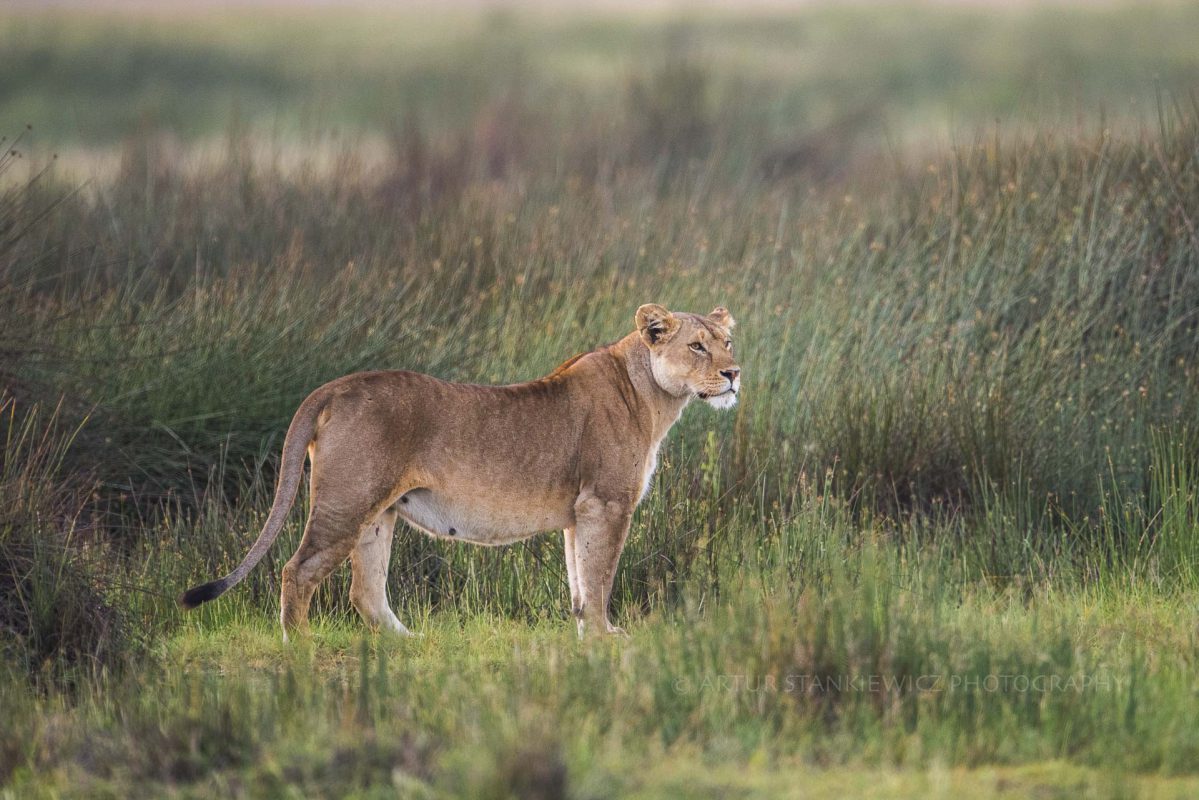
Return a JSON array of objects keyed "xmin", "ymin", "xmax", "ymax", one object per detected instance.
[
  {"xmin": 280, "ymin": 494, "xmax": 380, "ymax": 641},
  {"xmin": 350, "ymin": 506, "xmax": 412, "ymax": 636}
]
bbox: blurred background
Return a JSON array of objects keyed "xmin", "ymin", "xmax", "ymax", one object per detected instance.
[{"xmin": 5, "ymin": 0, "xmax": 1198, "ymax": 174}]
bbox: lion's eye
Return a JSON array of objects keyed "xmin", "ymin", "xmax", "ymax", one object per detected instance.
[
  {"xmin": 689, "ymin": 342, "xmax": 706, "ymax": 354},
  {"xmin": 725, "ymin": 341, "xmax": 733, "ymax": 351}
]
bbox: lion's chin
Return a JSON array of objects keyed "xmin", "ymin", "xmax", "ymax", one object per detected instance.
[{"xmin": 702, "ymin": 391, "xmax": 738, "ymax": 410}]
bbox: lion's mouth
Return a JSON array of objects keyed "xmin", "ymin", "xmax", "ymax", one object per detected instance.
[{"xmin": 699, "ymin": 388, "xmax": 737, "ymax": 400}]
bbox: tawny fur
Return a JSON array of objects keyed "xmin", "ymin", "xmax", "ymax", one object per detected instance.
[{"xmin": 180, "ymin": 304, "xmax": 741, "ymax": 640}]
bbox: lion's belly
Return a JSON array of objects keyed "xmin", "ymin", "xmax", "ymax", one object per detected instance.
[{"xmin": 395, "ymin": 487, "xmax": 574, "ymax": 546}]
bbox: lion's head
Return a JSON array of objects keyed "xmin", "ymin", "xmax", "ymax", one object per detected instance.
[{"xmin": 635, "ymin": 303, "xmax": 741, "ymax": 409}]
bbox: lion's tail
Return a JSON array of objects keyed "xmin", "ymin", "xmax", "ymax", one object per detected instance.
[{"xmin": 178, "ymin": 389, "xmax": 328, "ymax": 610}]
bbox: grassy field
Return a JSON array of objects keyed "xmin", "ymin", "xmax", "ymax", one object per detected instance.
[{"xmin": 3, "ymin": 2, "xmax": 1199, "ymax": 797}]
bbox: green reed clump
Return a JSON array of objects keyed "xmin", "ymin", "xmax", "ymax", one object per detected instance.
[
  {"xmin": 0, "ymin": 400, "xmax": 132, "ymax": 680},
  {"xmin": 0, "ymin": 105, "xmax": 1196, "ymax": 641}
]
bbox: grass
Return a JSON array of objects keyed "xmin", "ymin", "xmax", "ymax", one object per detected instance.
[
  {"xmin": 8, "ymin": 543, "xmax": 1199, "ymax": 796},
  {"xmin": 2, "ymin": 1, "xmax": 1199, "ymax": 796}
]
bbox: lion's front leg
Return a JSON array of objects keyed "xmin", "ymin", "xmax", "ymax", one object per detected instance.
[
  {"xmin": 563, "ymin": 527, "xmax": 584, "ymax": 637},
  {"xmin": 572, "ymin": 493, "xmax": 633, "ymax": 638}
]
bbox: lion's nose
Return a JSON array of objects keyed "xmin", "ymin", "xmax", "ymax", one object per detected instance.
[{"xmin": 721, "ymin": 368, "xmax": 740, "ymax": 383}]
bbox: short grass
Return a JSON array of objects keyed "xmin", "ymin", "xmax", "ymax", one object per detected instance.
[
  {"xmin": 2, "ymin": 2, "xmax": 1199, "ymax": 797},
  {"xmin": 9, "ymin": 545, "xmax": 1199, "ymax": 797}
]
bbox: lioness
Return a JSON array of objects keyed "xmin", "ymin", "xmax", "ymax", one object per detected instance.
[{"xmin": 180, "ymin": 304, "xmax": 740, "ymax": 639}]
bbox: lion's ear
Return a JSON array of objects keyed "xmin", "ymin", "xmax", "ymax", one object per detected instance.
[
  {"xmin": 636, "ymin": 303, "xmax": 680, "ymax": 346},
  {"xmin": 709, "ymin": 306, "xmax": 736, "ymax": 329}
]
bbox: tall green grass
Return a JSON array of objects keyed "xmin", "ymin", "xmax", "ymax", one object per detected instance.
[
  {"xmin": 1, "ymin": 7, "xmax": 1199, "ymax": 793},
  {"xmin": 1, "ymin": 102, "xmax": 1197, "ymax": 668}
]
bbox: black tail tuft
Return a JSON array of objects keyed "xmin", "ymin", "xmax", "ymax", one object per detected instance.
[{"xmin": 178, "ymin": 579, "xmax": 230, "ymax": 610}]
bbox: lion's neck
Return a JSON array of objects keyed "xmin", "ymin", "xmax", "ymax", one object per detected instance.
[{"xmin": 611, "ymin": 333, "xmax": 691, "ymax": 442}]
